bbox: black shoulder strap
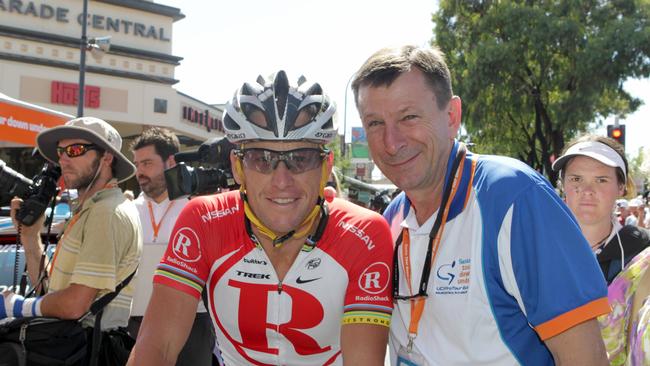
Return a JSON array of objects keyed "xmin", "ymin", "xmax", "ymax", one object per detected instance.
[{"xmin": 82, "ymin": 267, "xmax": 138, "ymax": 319}]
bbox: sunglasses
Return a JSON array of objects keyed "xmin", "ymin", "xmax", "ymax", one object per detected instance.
[
  {"xmin": 56, "ymin": 143, "xmax": 100, "ymax": 158},
  {"xmin": 236, "ymin": 147, "xmax": 328, "ymax": 174}
]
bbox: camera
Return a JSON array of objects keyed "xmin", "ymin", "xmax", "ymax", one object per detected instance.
[
  {"xmin": 165, "ymin": 137, "xmax": 239, "ymax": 200},
  {"xmin": 0, "ymin": 159, "xmax": 61, "ymax": 226},
  {"xmin": 370, "ymin": 189, "xmax": 393, "ymax": 214}
]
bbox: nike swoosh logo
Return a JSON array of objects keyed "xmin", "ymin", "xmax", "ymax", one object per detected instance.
[{"xmin": 296, "ymin": 276, "xmax": 321, "ymax": 284}]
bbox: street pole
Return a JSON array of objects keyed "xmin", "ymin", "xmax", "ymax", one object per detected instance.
[
  {"xmin": 77, "ymin": 0, "xmax": 89, "ymax": 117},
  {"xmin": 342, "ymin": 73, "xmax": 355, "ymax": 158}
]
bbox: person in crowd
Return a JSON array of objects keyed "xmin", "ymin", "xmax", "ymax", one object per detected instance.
[
  {"xmin": 626, "ymin": 198, "xmax": 642, "ymax": 226},
  {"xmin": 352, "ymin": 44, "xmax": 610, "ymax": 365},
  {"xmin": 4, "ymin": 117, "xmax": 142, "ymax": 358},
  {"xmin": 616, "ymin": 199, "xmax": 630, "ymax": 226},
  {"xmin": 127, "ymin": 70, "xmax": 393, "ymax": 366},
  {"xmin": 552, "ymin": 134, "xmax": 650, "ymax": 365},
  {"xmin": 629, "ymin": 197, "xmax": 647, "ymax": 229},
  {"xmin": 129, "ymin": 127, "xmax": 215, "ymax": 365}
]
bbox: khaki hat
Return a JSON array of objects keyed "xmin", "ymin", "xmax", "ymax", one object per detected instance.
[{"xmin": 36, "ymin": 117, "xmax": 136, "ymax": 182}]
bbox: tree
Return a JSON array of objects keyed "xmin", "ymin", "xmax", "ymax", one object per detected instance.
[{"xmin": 434, "ymin": 0, "xmax": 650, "ymax": 184}]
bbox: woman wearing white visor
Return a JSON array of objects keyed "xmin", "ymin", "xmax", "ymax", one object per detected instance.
[{"xmin": 552, "ymin": 135, "xmax": 650, "ymax": 365}]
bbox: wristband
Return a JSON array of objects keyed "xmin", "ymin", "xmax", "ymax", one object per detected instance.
[{"xmin": 0, "ymin": 292, "xmax": 43, "ymax": 319}]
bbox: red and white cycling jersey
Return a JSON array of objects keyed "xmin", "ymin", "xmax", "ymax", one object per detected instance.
[{"xmin": 154, "ymin": 191, "xmax": 393, "ymax": 366}]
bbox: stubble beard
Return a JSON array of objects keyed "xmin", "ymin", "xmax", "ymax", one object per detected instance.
[
  {"xmin": 140, "ymin": 172, "xmax": 167, "ymax": 200},
  {"xmin": 65, "ymin": 156, "xmax": 102, "ymax": 190}
]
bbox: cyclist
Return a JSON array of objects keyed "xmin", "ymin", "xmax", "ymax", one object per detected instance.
[{"xmin": 127, "ymin": 71, "xmax": 393, "ymax": 366}]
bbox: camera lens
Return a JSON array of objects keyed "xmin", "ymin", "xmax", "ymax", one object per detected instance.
[{"xmin": 0, "ymin": 160, "xmax": 33, "ymax": 204}]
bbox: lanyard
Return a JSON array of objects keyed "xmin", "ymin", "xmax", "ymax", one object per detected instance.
[
  {"xmin": 49, "ymin": 183, "xmax": 118, "ymax": 276},
  {"xmin": 147, "ymin": 200, "xmax": 175, "ymax": 242},
  {"xmin": 393, "ymin": 144, "xmax": 466, "ymax": 351}
]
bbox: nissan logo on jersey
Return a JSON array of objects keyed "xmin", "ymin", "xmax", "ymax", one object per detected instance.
[
  {"xmin": 358, "ymin": 262, "xmax": 390, "ymax": 295},
  {"xmin": 171, "ymin": 227, "xmax": 202, "ymax": 262}
]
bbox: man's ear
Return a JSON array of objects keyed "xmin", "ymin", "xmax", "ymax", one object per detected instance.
[
  {"xmin": 103, "ymin": 152, "xmax": 115, "ymax": 168},
  {"xmin": 165, "ymin": 154, "xmax": 176, "ymax": 169},
  {"xmin": 326, "ymin": 150, "xmax": 334, "ymax": 170},
  {"xmin": 447, "ymin": 96, "xmax": 462, "ymax": 138}
]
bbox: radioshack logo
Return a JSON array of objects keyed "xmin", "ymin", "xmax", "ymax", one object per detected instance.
[
  {"xmin": 435, "ymin": 258, "xmax": 470, "ymax": 295},
  {"xmin": 171, "ymin": 227, "xmax": 201, "ymax": 262},
  {"xmin": 358, "ymin": 262, "xmax": 390, "ymax": 295}
]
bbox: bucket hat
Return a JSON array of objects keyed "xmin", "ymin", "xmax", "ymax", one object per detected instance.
[{"xmin": 36, "ymin": 117, "xmax": 135, "ymax": 182}]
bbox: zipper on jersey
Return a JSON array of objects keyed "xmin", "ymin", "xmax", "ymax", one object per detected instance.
[{"xmin": 277, "ymin": 280, "xmax": 283, "ymax": 294}]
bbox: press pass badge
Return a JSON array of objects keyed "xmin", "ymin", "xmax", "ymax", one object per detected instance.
[{"xmin": 397, "ymin": 344, "xmax": 427, "ymax": 366}]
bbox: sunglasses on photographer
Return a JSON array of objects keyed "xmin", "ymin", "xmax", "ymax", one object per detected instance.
[
  {"xmin": 56, "ymin": 143, "xmax": 100, "ymax": 158},
  {"xmin": 235, "ymin": 147, "xmax": 329, "ymax": 174}
]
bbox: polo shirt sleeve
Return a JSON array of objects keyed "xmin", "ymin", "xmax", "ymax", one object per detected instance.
[
  {"xmin": 153, "ymin": 198, "xmax": 210, "ymax": 300},
  {"xmin": 501, "ymin": 181, "xmax": 610, "ymax": 340}
]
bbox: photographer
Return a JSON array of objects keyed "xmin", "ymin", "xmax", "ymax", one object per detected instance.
[
  {"xmin": 3, "ymin": 117, "xmax": 142, "ymax": 363},
  {"xmin": 129, "ymin": 127, "xmax": 215, "ymax": 365}
]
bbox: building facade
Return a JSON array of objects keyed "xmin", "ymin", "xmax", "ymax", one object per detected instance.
[{"xmin": 0, "ymin": 0, "xmax": 224, "ymax": 179}]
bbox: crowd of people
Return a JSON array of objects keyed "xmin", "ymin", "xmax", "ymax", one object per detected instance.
[{"xmin": 0, "ymin": 43, "xmax": 648, "ymax": 366}]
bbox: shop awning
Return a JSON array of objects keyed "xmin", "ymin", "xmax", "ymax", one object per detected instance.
[{"xmin": 0, "ymin": 93, "xmax": 73, "ymax": 147}]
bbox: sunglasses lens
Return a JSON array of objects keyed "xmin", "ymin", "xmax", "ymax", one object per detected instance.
[
  {"xmin": 67, "ymin": 144, "xmax": 87, "ymax": 157},
  {"xmin": 241, "ymin": 148, "xmax": 324, "ymax": 174},
  {"xmin": 285, "ymin": 149, "xmax": 323, "ymax": 173},
  {"xmin": 56, "ymin": 144, "xmax": 94, "ymax": 158},
  {"xmin": 242, "ymin": 149, "xmax": 274, "ymax": 174}
]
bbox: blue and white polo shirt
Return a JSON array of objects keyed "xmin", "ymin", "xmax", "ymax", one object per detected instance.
[{"xmin": 384, "ymin": 141, "xmax": 609, "ymax": 366}]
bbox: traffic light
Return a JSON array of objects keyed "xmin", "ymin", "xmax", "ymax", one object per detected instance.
[{"xmin": 607, "ymin": 124, "xmax": 625, "ymax": 146}]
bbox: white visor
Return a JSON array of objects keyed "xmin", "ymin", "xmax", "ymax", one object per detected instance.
[{"xmin": 552, "ymin": 140, "xmax": 626, "ymax": 181}]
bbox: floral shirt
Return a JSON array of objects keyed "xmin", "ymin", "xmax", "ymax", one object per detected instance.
[{"xmin": 599, "ymin": 246, "xmax": 650, "ymax": 365}]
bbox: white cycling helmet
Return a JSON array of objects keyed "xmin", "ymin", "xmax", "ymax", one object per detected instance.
[{"xmin": 223, "ymin": 70, "xmax": 337, "ymax": 144}]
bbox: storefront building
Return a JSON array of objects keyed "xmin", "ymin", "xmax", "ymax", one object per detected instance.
[{"xmin": 0, "ymin": 0, "xmax": 224, "ymax": 183}]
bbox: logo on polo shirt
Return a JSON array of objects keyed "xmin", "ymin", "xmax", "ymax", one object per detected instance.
[{"xmin": 435, "ymin": 258, "xmax": 470, "ymax": 295}]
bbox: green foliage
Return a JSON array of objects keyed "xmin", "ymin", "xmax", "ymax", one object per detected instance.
[
  {"xmin": 327, "ymin": 140, "xmax": 351, "ymax": 176},
  {"xmin": 629, "ymin": 146, "xmax": 648, "ymax": 187},
  {"xmin": 434, "ymin": 0, "xmax": 650, "ymax": 184}
]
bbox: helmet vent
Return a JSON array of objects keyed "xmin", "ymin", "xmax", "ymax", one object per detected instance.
[{"xmin": 273, "ymin": 71, "xmax": 289, "ymax": 120}]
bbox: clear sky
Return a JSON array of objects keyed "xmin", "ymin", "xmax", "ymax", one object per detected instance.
[{"xmin": 160, "ymin": 0, "xmax": 648, "ymax": 160}]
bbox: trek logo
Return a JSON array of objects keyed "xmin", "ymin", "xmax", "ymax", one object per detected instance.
[
  {"xmin": 296, "ymin": 276, "xmax": 320, "ymax": 284},
  {"xmin": 201, "ymin": 205, "xmax": 240, "ymax": 223},
  {"xmin": 358, "ymin": 262, "xmax": 390, "ymax": 295},
  {"xmin": 225, "ymin": 280, "xmax": 332, "ymax": 359},
  {"xmin": 171, "ymin": 227, "xmax": 201, "ymax": 262},
  {"xmin": 337, "ymin": 221, "xmax": 375, "ymax": 250},
  {"xmin": 435, "ymin": 258, "xmax": 470, "ymax": 295},
  {"xmin": 236, "ymin": 270, "xmax": 270, "ymax": 280}
]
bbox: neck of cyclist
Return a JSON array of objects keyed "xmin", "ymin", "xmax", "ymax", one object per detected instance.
[{"xmin": 251, "ymin": 210, "xmax": 321, "ymax": 251}]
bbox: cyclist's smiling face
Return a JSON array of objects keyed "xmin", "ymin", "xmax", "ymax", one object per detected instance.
[{"xmin": 232, "ymin": 140, "xmax": 330, "ymax": 235}]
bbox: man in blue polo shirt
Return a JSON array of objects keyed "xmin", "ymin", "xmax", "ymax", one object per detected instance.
[{"xmin": 352, "ymin": 44, "xmax": 610, "ymax": 365}]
